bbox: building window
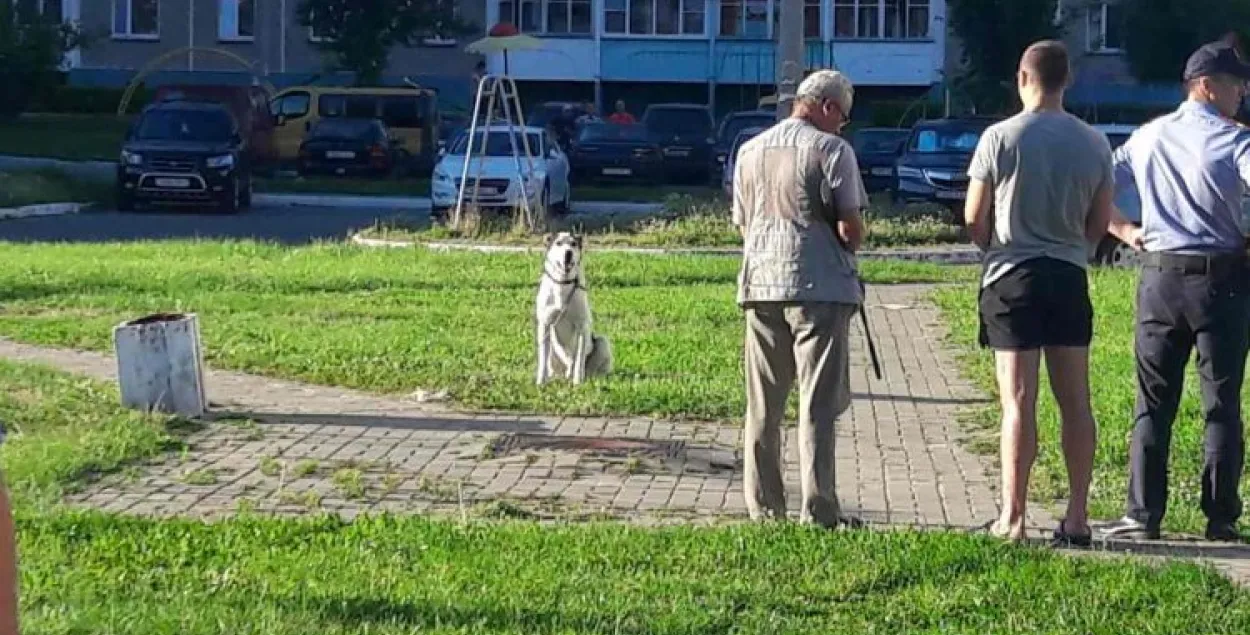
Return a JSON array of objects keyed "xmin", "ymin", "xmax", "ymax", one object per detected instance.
[
  {"xmin": 546, "ymin": 0, "xmax": 593, "ymax": 33},
  {"xmin": 500, "ymin": 0, "xmax": 591, "ymax": 34},
  {"xmin": 834, "ymin": 0, "xmax": 927, "ymax": 39},
  {"xmin": 112, "ymin": 0, "xmax": 158, "ymax": 39},
  {"xmin": 218, "ymin": 0, "xmax": 254, "ymax": 41},
  {"xmin": 804, "ymin": 0, "xmax": 821, "ymax": 38},
  {"xmin": 1087, "ymin": 2, "xmax": 1123, "ymax": 53},
  {"xmin": 719, "ymin": 0, "xmax": 768, "ymax": 38},
  {"xmin": 605, "ymin": 0, "xmax": 705, "ymax": 35}
]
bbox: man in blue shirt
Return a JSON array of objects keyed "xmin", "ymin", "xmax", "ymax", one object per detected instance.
[{"xmin": 1103, "ymin": 38, "xmax": 1250, "ymax": 542}]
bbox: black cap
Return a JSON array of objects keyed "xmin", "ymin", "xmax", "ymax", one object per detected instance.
[{"xmin": 1184, "ymin": 40, "xmax": 1250, "ymax": 81}]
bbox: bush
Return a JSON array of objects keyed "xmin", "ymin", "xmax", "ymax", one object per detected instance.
[{"xmin": 29, "ymin": 85, "xmax": 151, "ymax": 115}]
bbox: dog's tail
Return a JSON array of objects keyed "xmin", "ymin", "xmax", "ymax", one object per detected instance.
[{"xmin": 587, "ymin": 334, "xmax": 613, "ymax": 377}]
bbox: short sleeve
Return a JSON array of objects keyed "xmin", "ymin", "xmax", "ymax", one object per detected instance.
[
  {"xmin": 823, "ymin": 142, "xmax": 867, "ymax": 216},
  {"xmin": 1236, "ymin": 133, "xmax": 1250, "ymax": 191},
  {"xmin": 732, "ymin": 147, "xmax": 750, "ymax": 228},
  {"xmin": 1112, "ymin": 138, "xmax": 1136, "ymax": 192},
  {"xmin": 967, "ymin": 128, "xmax": 997, "ymax": 183}
]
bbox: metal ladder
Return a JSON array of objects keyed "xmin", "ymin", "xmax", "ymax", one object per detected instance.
[{"xmin": 453, "ymin": 74, "xmax": 540, "ymax": 232}]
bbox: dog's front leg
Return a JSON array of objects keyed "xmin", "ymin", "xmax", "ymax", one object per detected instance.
[
  {"xmin": 536, "ymin": 324, "xmax": 552, "ymax": 386},
  {"xmin": 571, "ymin": 330, "xmax": 588, "ymax": 384}
]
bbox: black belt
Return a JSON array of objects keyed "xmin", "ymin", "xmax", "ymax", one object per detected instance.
[{"xmin": 1140, "ymin": 251, "xmax": 1247, "ymax": 275}]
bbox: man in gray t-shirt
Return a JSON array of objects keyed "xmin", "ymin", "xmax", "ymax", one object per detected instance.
[{"xmin": 964, "ymin": 40, "xmax": 1114, "ymax": 545}]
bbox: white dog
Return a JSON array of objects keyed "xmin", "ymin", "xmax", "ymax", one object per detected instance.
[{"xmin": 535, "ymin": 232, "xmax": 613, "ymax": 385}]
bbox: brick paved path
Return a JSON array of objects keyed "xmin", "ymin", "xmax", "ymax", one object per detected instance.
[{"xmin": 2, "ymin": 285, "xmax": 1048, "ymax": 531}]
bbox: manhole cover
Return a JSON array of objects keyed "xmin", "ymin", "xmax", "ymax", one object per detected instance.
[{"xmin": 491, "ymin": 434, "xmax": 686, "ymax": 459}]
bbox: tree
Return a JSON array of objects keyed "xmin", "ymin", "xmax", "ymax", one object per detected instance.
[
  {"xmin": 0, "ymin": 1, "xmax": 86, "ymax": 117},
  {"xmin": 947, "ymin": 0, "xmax": 1061, "ymax": 112},
  {"xmin": 1119, "ymin": 0, "xmax": 1250, "ymax": 83},
  {"xmin": 298, "ymin": 0, "xmax": 472, "ymax": 86}
]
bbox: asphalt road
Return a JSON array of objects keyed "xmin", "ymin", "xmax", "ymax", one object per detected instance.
[{"xmin": 0, "ymin": 202, "xmax": 429, "ymax": 245}]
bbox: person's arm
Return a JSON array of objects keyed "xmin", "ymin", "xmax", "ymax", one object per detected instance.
[
  {"xmin": 0, "ymin": 481, "xmax": 17, "ymax": 635},
  {"xmin": 1107, "ymin": 139, "xmax": 1145, "ymax": 249},
  {"xmin": 1086, "ymin": 181, "xmax": 1115, "ymax": 245},
  {"xmin": 964, "ymin": 129, "xmax": 996, "ymax": 250},
  {"xmin": 964, "ymin": 178, "xmax": 994, "ymax": 249},
  {"xmin": 825, "ymin": 145, "xmax": 868, "ymax": 253}
]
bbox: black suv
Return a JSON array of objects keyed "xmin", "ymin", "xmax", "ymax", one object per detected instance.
[
  {"xmin": 893, "ymin": 117, "xmax": 998, "ymax": 212},
  {"xmin": 642, "ymin": 103, "xmax": 715, "ymax": 182},
  {"xmin": 116, "ymin": 98, "xmax": 252, "ymax": 213}
]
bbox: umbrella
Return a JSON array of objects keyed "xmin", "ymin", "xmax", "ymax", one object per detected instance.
[{"xmin": 466, "ymin": 24, "xmax": 545, "ymax": 75}]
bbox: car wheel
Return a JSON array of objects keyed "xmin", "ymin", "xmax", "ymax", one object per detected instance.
[
  {"xmin": 552, "ymin": 183, "xmax": 570, "ymax": 215},
  {"xmin": 239, "ymin": 176, "xmax": 253, "ymax": 209},
  {"xmin": 540, "ymin": 181, "xmax": 553, "ymax": 216},
  {"xmin": 219, "ymin": 178, "xmax": 241, "ymax": 214},
  {"xmin": 1096, "ymin": 235, "xmax": 1140, "ymax": 268},
  {"xmin": 116, "ymin": 185, "xmax": 135, "ymax": 212}
]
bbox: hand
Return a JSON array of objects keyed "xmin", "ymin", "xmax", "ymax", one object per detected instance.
[{"xmin": 1125, "ymin": 227, "xmax": 1145, "ymax": 251}]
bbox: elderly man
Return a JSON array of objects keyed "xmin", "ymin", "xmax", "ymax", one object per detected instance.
[
  {"xmin": 965, "ymin": 41, "xmax": 1113, "ymax": 545},
  {"xmin": 1101, "ymin": 38, "xmax": 1250, "ymax": 542},
  {"xmin": 732, "ymin": 69, "xmax": 867, "ymax": 528}
]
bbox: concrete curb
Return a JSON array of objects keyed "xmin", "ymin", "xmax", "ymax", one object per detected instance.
[
  {"xmin": 259, "ymin": 193, "xmax": 666, "ymax": 215},
  {"xmin": 350, "ymin": 233, "xmax": 982, "ymax": 264},
  {"xmin": 0, "ymin": 202, "xmax": 87, "ymax": 220}
]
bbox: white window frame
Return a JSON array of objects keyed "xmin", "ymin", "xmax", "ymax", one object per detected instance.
[
  {"xmin": 604, "ymin": 0, "xmax": 707, "ymax": 38},
  {"xmin": 111, "ymin": 0, "xmax": 159, "ymax": 40},
  {"xmin": 218, "ymin": 0, "xmax": 255, "ymax": 42},
  {"xmin": 499, "ymin": 0, "xmax": 595, "ymax": 35},
  {"xmin": 1086, "ymin": 2, "xmax": 1123, "ymax": 54},
  {"xmin": 831, "ymin": 0, "xmax": 929, "ymax": 40}
]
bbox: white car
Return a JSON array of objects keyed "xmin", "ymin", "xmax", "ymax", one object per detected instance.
[{"xmin": 431, "ymin": 125, "xmax": 572, "ymax": 216}]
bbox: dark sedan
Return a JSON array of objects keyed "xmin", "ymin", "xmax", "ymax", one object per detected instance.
[
  {"xmin": 569, "ymin": 123, "xmax": 663, "ymax": 184},
  {"xmin": 298, "ymin": 118, "xmax": 399, "ymax": 177},
  {"xmin": 893, "ymin": 117, "xmax": 999, "ymax": 215},
  {"xmin": 713, "ymin": 110, "xmax": 775, "ymax": 182},
  {"xmin": 642, "ymin": 103, "xmax": 716, "ymax": 182},
  {"xmin": 851, "ymin": 127, "xmax": 910, "ymax": 193}
]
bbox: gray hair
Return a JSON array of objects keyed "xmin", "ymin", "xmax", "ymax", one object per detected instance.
[{"xmin": 795, "ymin": 70, "xmax": 854, "ymax": 115}]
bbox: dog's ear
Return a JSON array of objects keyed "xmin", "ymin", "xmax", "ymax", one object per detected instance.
[{"xmin": 544, "ymin": 233, "xmax": 555, "ymax": 247}]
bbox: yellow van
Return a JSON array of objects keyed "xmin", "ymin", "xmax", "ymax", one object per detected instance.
[{"xmin": 268, "ymin": 85, "xmax": 440, "ymax": 172}]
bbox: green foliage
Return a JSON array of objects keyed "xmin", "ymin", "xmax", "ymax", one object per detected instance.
[
  {"xmin": 296, "ymin": 0, "xmax": 473, "ymax": 86},
  {"xmin": 0, "ymin": 1, "xmax": 86, "ymax": 117},
  {"xmin": 1121, "ymin": 0, "xmax": 1250, "ymax": 83},
  {"xmin": 947, "ymin": 0, "xmax": 1060, "ymax": 112}
]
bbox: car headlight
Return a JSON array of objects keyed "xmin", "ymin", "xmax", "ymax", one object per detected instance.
[
  {"xmin": 923, "ymin": 169, "xmax": 953, "ymax": 182},
  {"xmin": 120, "ymin": 150, "xmax": 142, "ymax": 166},
  {"xmin": 896, "ymin": 166, "xmax": 924, "ymax": 179},
  {"xmin": 206, "ymin": 154, "xmax": 234, "ymax": 169}
]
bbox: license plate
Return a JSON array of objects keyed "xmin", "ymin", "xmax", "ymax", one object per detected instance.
[
  {"xmin": 872, "ymin": 167, "xmax": 893, "ymax": 176},
  {"xmin": 470, "ymin": 187, "xmax": 498, "ymax": 196},
  {"xmin": 603, "ymin": 168, "xmax": 632, "ymax": 176},
  {"xmin": 326, "ymin": 151, "xmax": 356, "ymax": 159},
  {"xmin": 936, "ymin": 190, "xmax": 966, "ymax": 200},
  {"xmin": 664, "ymin": 148, "xmax": 690, "ymax": 157},
  {"xmin": 154, "ymin": 177, "xmax": 190, "ymax": 188}
]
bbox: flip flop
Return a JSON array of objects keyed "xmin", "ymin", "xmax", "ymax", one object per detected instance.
[{"xmin": 1051, "ymin": 518, "xmax": 1092, "ymax": 548}]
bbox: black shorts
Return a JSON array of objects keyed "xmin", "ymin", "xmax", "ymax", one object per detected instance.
[{"xmin": 978, "ymin": 257, "xmax": 1093, "ymax": 350}]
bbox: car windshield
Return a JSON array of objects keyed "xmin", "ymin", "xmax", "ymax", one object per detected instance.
[
  {"xmin": 854, "ymin": 130, "xmax": 909, "ymax": 154},
  {"xmin": 310, "ymin": 119, "xmax": 377, "ymax": 140},
  {"xmin": 645, "ymin": 109, "xmax": 712, "ymax": 136},
  {"xmin": 720, "ymin": 115, "xmax": 773, "ymax": 144},
  {"xmin": 578, "ymin": 123, "xmax": 649, "ymax": 142},
  {"xmin": 134, "ymin": 109, "xmax": 233, "ymax": 142},
  {"xmin": 908, "ymin": 125, "xmax": 986, "ymax": 154},
  {"xmin": 450, "ymin": 131, "xmax": 544, "ymax": 156}
]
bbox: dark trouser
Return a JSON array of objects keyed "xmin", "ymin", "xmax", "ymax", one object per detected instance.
[{"xmin": 1127, "ymin": 254, "xmax": 1250, "ymax": 529}]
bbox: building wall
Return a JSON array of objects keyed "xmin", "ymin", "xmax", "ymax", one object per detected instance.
[{"xmin": 71, "ymin": 0, "xmax": 486, "ymax": 105}]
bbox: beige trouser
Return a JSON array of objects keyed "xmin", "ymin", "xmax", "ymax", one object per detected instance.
[{"xmin": 743, "ymin": 302, "xmax": 856, "ymax": 527}]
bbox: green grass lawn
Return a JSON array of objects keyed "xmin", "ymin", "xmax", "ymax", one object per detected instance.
[
  {"xmin": 0, "ymin": 243, "xmax": 972, "ymax": 420},
  {"xmin": 0, "ymin": 114, "xmax": 130, "ymax": 161},
  {"xmin": 5, "ymin": 358, "xmax": 1250, "ymax": 634},
  {"xmin": 370, "ymin": 207, "xmax": 967, "ymax": 251},
  {"xmin": 0, "ymin": 170, "xmax": 113, "ymax": 208},
  {"xmin": 934, "ymin": 269, "xmax": 1250, "ymax": 536}
]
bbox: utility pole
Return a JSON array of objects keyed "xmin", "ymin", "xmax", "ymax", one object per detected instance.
[{"xmin": 775, "ymin": 0, "xmax": 804, "ymax": 121}]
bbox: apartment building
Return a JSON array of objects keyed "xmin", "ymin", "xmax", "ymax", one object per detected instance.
[
  {"xmin": 51, "ymin": 0, "xmax": 487, "ymax": 106},
  {"xmin": 483, "ymin": 0, "xmax": 948, "ymax": 115}
]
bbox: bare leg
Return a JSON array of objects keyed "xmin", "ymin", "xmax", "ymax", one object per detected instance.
[
  {"xmin": 993, "ymin": 349, "xmax": 1041, "ymax": 540},
  {"xmin": 1044, "ymin": 345, "xmax": 1096, "ymax": 535},
  {"xmin": 0, "ymin": 482, "xmax": 18, "ymax": 635}
]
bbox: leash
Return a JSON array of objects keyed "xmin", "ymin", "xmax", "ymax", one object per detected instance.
[{"xmin": 857, "ymin": 278, "xmax": 883, "ymax": 380}]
